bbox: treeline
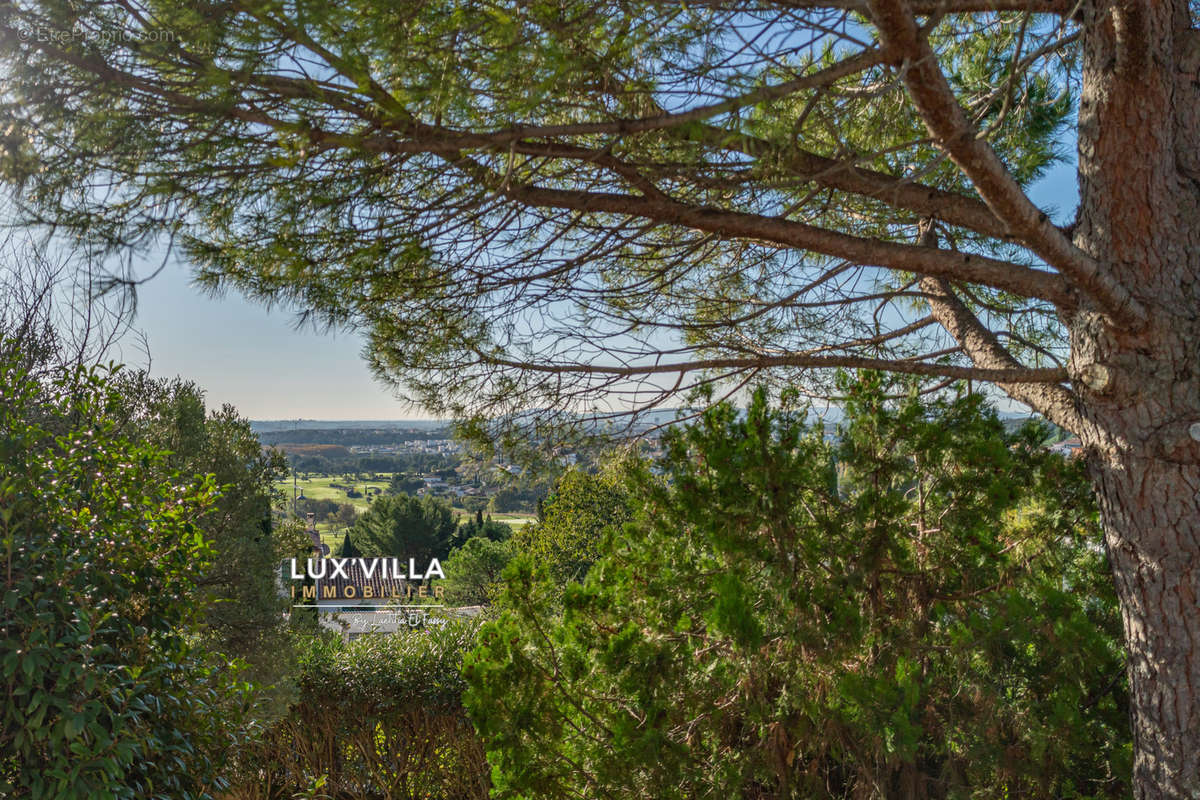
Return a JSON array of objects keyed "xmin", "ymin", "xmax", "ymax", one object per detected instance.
[
  {"xmin": 257, "ymin": 427, "xmax": 452, "ymax": 446},
  {"xmin": 285, "ymin": 450, "xmax": 459, "ymax": 475},
  {"xmin": 489, "ymin": 479, "xmax": 552, "ymax": 513}
]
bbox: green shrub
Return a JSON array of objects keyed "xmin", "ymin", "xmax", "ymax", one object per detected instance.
[
  {"xmin": 466, "ymin": 378, "xmax": 1130, "ymax": 799},
  {"xmin": 441, "ymin": 537, "xmax": 515, "ymax": 606},
  {"xmin": 0, "ymin": 353, "xmax": 257, "ymax": 799},
  {"xmin": 227, "ymin": 621, "xmax": 488, "ymax": 800},
  {"xmin": 112, "ymin": 373, "xmax": 306, "ymax": 699}
]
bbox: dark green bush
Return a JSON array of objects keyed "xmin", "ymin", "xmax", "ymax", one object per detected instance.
[
  {"xmin": 466, "ymin": 378, "xmax": 1130, "ymax": 799},
  {"xmin": 348, "ymin": 493, "xmax": 457, "ymax": 562},
  {"xmin": 0, "ymin": 353, "xmax": 257, "ymax": 799},
  {"xmin": 227, "ymin": 621, "xmax": 488, "ymax": 800}
]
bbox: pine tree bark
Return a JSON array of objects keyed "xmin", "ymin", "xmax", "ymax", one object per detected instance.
[{"xmin": 1072, "ymin": 1, "xmax": 1200, "ymax": 795}]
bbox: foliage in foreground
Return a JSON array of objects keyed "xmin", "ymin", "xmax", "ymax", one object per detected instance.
[
  {"xmin": 465, "ymin": 377, "xmax": 1130, "ymax": 799},
  {"xmin": 225, "ymin": 621, "xmax": 488, "ymax": 800},
  {"xmin": 0, "ymin": 351, "xmax": 258, "ymax": 799},
  {"xmin": 112, "ymin": 373, "xmax": 306, "ymax": 696}
]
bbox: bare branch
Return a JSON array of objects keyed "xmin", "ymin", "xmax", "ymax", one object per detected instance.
[
  {"xmin": 476, "ymin": 348, "xmax": 1068, "ymax": 383},
  {"xmin": 914, "ymin": 223, "xmax": 1084, "ymax": 431},
  {"xmin": 868, "ymin": 0, "xmax": 1146, "ymax": 328}
]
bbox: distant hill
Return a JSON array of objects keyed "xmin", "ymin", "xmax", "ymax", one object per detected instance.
[
  {"xmin": 269, "ymin": 443, "xmax": 355, "ymax": 458},
  {"xmin": 250, "ymin": 419, "xmax": 448, "ymax": 433},
  {"xmin": 250, "ymin": 410, "xmax": 1064, "ymax": 446},
  {"xmin": 252, "ymin": 420, "xmax": 456, "ymax": 447}
]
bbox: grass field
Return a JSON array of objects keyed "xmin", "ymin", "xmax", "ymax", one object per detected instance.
[
  {"xmin": 275, "ymin": 473, "xmax": 537, "ymax": 543},
  {"xmin": 274, "ymin": 475, "xmax": 392, "ymax": 512}
]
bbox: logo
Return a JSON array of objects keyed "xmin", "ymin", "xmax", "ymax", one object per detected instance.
[{"xmin": 287, "ymin": 557, "xmax": 446, "ymax": 601}]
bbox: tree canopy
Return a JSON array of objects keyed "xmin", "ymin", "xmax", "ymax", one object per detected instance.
[
  {"xmin": 456, "ymin": 509, "xmax": 514, "ymax": 546},
  {"xmin": 0, "ymin": 0, "xmax": 1089, "ymax": 432},
  {"xmin": 441, "ymin": 536, "xmax": 516, "ymax": 606}
]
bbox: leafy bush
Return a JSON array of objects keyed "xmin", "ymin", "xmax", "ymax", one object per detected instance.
[
  {"xmin": 227, "ymin": 621, "xmax": 488, "ymax": 800},
  {"xmin": 466, "ymin": 378, "xmax": 1130, "ymax": 799},
  {"xmin": 510, "ymin": 467, "xmax": 631, "ymax": 584},
  {"xmin": 441, "ymin": 537, "xmax": 516, "ymax": 606},
  {"xmin": 112, "ymin": 374, "xmax": 305, "ymax": 696},
  {"xmin": 0, "ymin": 353, "xmax": 257, "ymax": 799}
]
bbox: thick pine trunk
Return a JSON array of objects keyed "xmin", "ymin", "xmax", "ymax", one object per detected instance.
[
  {"xmin": 1089, "ymin": 455, "xmax": 1200, "ymax": 796},
  {"xmin": 1073, "ymin": 1, "xmax": 1200, "ymax": 796}
]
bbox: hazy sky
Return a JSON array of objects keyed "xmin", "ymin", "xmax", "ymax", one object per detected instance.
[
  {"xmin": 122, "ymin": 262, "xmax": 425, "ymax": 420},
  {"xmin": 111, "ymin": 162, "xmax": 1078, "ymax": 421}
]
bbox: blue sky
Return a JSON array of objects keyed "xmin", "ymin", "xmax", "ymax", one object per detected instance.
[
  {"xmin": 122, "ymin": 263, "xmax": 425, "ymax": 420},
  {"xmin": 115, "ymin": 162, "xmax": 1079, "ymax": 421}
]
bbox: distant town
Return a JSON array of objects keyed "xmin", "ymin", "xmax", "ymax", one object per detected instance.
[{"xmin": 252, "ymin": 420, "xmax": 671, "ymax": 554}]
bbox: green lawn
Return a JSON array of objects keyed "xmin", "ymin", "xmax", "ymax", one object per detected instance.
[
  {"xmin": 274, "ymin": 474, "xmax": 392, "ymax": 512},
  {"xmin": 316, "ymin": 522, "xmax": 348, "ymax": 551}
]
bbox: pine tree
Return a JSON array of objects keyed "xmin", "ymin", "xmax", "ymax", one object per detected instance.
[
  {"xmin": 467, "ymin": 379, "xmax": 1130, "ymax": 797},
  {"xmin": 3, "ymin": 3, "xmax": 1199, "ymax": 791}
]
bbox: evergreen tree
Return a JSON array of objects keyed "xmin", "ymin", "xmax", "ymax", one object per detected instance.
[
  {"xmin": 466, "ymin": 378, "xmax": 1129, "ymax": 798},
  {"xmin": 457, "ymin": 512, "xmax": 513, "ymax": 547},
  {"xmin": 349, "ymin": 493, "xmax": 458, "ymax": 562},
  {"xmin": 337, "ymin": 532, "xmax": 361, "ymax": 558}
]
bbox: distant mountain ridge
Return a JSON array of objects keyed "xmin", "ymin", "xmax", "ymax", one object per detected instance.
[{"xmin": 250, "ymin": 419, "xmax": 448, "ymax": 433}]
